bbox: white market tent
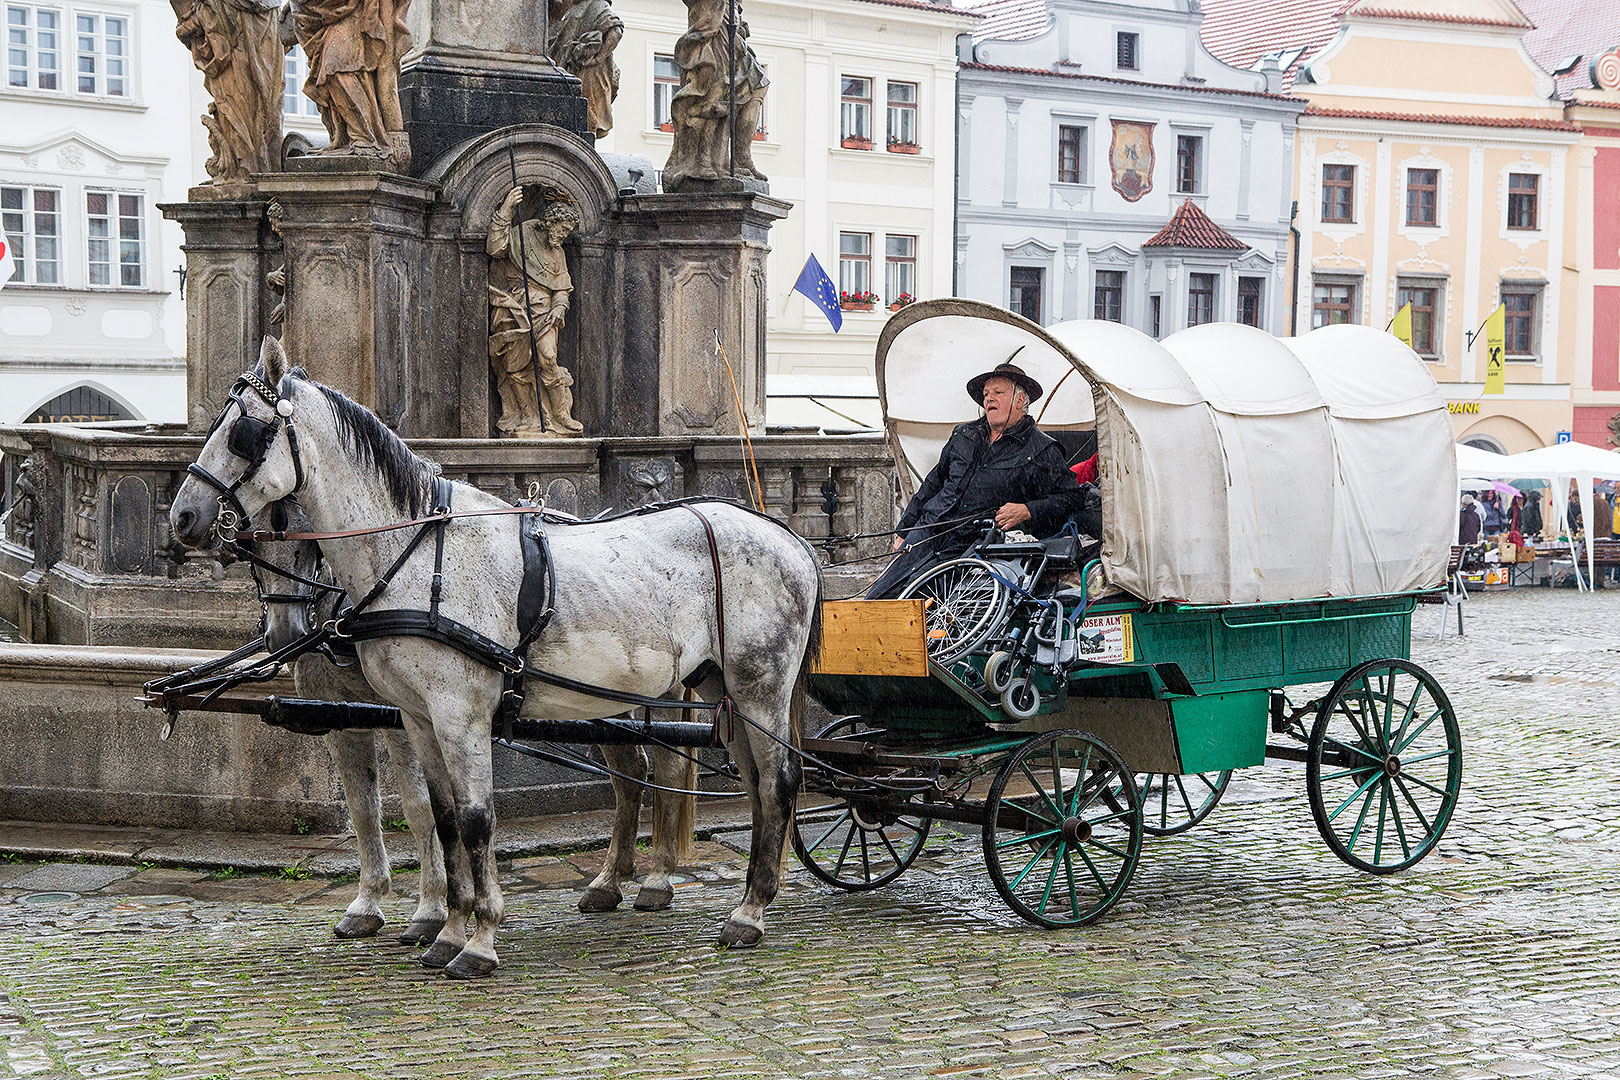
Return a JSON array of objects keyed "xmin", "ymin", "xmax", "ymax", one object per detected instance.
[
  {"xmin": 1460, "ymin": 440, "xmax": 1620, "ymax": 587},
  {"xmin": 874, "ymin": 299, "xmax": 1456, "ymax": 605}
]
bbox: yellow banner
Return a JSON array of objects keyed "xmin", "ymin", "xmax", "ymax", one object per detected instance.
[
  {"xmin": 1483, "ymin": 303, "xmax": 1506, "ymax": 395},
  {"xmin": 1391, "ymin": 302, "xmax": 1413, "ymax": 349}
]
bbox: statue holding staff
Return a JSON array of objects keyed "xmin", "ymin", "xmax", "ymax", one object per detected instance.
[{"xmin": 663, "ymin": 0, "xmax": 768, "ymax": 189}]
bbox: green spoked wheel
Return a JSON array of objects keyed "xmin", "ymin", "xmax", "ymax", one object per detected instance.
[
  {"xmin": 792, "ymin": 718, "xmax": 932, "ymax": 891},
  {"xmin": 982, "ymin": 730, "xmax": 1142, "ymax": 928},
  {"xmin": 1307, "ymin": 658, "xmax": 1462, "ymax": 874},
  {"xmin": 1113, "ymin": 770, "xmax": 1233, "ymax": 836}
]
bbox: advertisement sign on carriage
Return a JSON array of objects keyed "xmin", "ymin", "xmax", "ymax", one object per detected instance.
[{"xmin": 1076, "ymin": 612, "xmax": 1134, "ymax": 664}]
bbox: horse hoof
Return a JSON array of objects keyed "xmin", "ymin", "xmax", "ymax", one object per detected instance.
[
  {"xmin": 334, "ymin": 913, "xmax": 385, "ymax": 939},
  {"xmin": 442, "ymin": 950, "xmax": 499, "ymax": 980},
  {"xmin": 419, "ymin": 940, "xmax": 461, "ymax": 969},
  {"xmin": 397, "ymin": 919, "xmax": 445, "ymax": 946},
  {"xmin": 578, "ymin": 886, "xmax": 623, "ymax": 913},
  {"xmin": 718, "ymin": 919, "xmax": 763, "ymax": 948},
  {"xmin": 633, "ymin": 884, "xmax": 674, "ymax": 911}
]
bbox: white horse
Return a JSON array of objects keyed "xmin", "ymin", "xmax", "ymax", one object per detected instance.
[
  {"xmin": 261, "ymin": 505, "xmax": 704, "ymax": 929},
  {"xmin": 171, "ymin": 338, "xmax": 822, "ymax": 978}
]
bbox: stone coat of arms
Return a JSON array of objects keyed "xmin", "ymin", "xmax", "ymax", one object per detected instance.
[{"xmin": 1109, "ymin": 120, "xmax": 1156, "ymax": 202}]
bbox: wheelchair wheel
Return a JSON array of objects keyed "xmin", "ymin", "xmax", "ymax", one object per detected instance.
[{"xmin": 899, "ymin": 557, "xmax": 1011, "ymax": 666}]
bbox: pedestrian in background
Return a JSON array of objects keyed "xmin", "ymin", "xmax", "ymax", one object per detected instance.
[
  {"xmin": 1566, "ymin": 484, "xmax": 1584, "ymax": 535},
  {"xmin": 1522, "ymin": 489, "xmax": 1544, "ymax": 539},
  {"xmin": 1459, "ymin": 495, "xmax": 1483, "ymax": 544},
  {"xmin": 1480, "ymin": 490, "xmax": 1504, "ymax": 538}
]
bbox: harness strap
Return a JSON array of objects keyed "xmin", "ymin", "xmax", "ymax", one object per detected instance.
[
  {"xmin": 428, "ymin": 480, "xmax": 452, "ymax": 628},
  {"xmin": 340, "ymin": 475, "xmax": 453, "ymax": 624},
  {"xmin": 678, "ymin": 504, "xmax": 730, "ymax": 744}
]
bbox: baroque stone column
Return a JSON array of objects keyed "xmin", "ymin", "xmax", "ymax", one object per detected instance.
[{"xmin": 256, "ymin": 165, "xmax": 437, "ymax": 431}]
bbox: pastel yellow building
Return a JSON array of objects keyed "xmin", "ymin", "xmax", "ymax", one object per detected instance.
[{"xmin": 1202, "ymin": 0, "xmax": 1579, "ymax": 451}]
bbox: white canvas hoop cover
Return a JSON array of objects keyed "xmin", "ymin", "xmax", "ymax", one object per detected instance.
[{"xmin": 875, "ymin": 301, "xmax": 1455, "ymax": 604}]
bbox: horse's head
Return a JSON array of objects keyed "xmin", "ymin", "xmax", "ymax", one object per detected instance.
[{"xmin": 171, "ymin": 336, "xmax": 311, "ymax": 549}]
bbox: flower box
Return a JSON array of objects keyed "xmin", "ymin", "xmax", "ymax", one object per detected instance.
[
  {"xmin": 840, "ymin": 136, "xmax": 872, "ymax": 151},
  {"xmin": 888, "ymin": 293, "xmax": 916, "ymax": 312},
  {"xmin": 887, "ymin": 141, "xmax": 920, "ymax": 155},
  {"xmin": 841, "ymin": 301, "xmax": 874, "ymax": 312}
]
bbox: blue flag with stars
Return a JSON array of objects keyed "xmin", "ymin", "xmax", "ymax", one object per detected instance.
[{"xmin": 793, "ymin": 254, "xmax": 843, "ymax": 333}]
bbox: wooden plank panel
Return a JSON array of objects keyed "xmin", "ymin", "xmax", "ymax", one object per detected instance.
[{"xmin": 813, "ymin": 599, "xmax": 930, "ymax": 677}]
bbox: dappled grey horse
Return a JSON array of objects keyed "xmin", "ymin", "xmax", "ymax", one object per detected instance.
[{"xmin": 171, "ymin": 338, "xmax": 822, "ymax": 978}]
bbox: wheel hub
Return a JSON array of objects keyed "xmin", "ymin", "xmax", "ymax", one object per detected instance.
[
  {"xmin": 1384, "ymin": 754, "xmax": 1402, "ymax": 776},
  {"xmin": 851, "ymin": 803, "xmax": 885, "ymax": 830},
  {"xmin": 1060, "ymin": 817, "xmax": 1091, "ymax": 843}
]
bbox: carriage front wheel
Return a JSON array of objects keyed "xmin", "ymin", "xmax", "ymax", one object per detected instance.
[
  {"xmin": 982, "ymin": 730, "xmax": 1142, "ymax": 928},
  {"xmin": 1307, "ymin": 658, "xmax": 1462, "ymax": 874}
]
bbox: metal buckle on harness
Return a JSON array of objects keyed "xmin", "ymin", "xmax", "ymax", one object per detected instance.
[
  {"xmin": 323, "ymin": 618, "xmax": 352, "ymax": 640},
  {"xmin": 215, "ymin": 500, "xmax": 241, "ymax": 543}
]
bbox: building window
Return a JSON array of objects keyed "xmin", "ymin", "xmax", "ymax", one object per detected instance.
[
  {"xmin": 1321, "ymin": 164, "xmax": 1354, "ymax": 223},
  {"xmin": 1, "ymin": 184, "xmax": 61, "ymax": 284},
  {"xmin": 1507, "ymin": 173, "xmax": 1539, "ymax": 231},
  {"xmin": 1176, "ymin": 135, "xmax": 1202, "ymax": 195},
  {"xmin": 840, "ymin": 76, "xmax": 872, "ymax": 147},
  {"xmin": 283, "ymin": 45, "xmax": 319, "ymax": 117},
  {"xmin": 1503, "ymin": 288, "xmax": 1540, "ymax": 358},
  {"xmin": 1187, "ymin": 272, "xmax": 1216, "ymax": 326},
  {"xmin": 885, "ymin": 234, "xmax": 916, "ymax": 304},
  {"xmin": 85, "ymin": 189, "xmax": 143, "ymax": 287},
  {"xmin": 6, "ymin": 4, "xmax": 60, "ymax": 90},
  {"xmin": 1238, "ymin": 276, "xmax": 1264, "ymax": 328},
  {"xmin": 838, "ymin": 231, "xmax": 871, "ymax": 299},
  {"xmin": 886, "ymin": 81, "xmax": 918, "ymax": 151},
  {"xmin": 1312, "ymin": 278, "xmax": 1358, "ymax": 327},
  {"xmin": 1406, "ymin": 168, "xmax": 1437, "ymax": 227},
  {"xmin": 1010, "ymin": 265, "xmax": 1043, "ymax": 323},
  {"xmin": 1149, "ymin": 294, "xmax": 1162, "ymax": 338},
  {"xmin": 74, "ymin": 10, "xmax": 126, "ymax": 96},
  {"xmin": 1094, "ymin": 270, "xmax": 1124, "ymax": 322},
  {"xmin": 652, "ymin": 53, "xmax": 678, "ymax": 131},
  {"xmin": 1116, "ymin": 31, "xmax": 1138, "ymax": 71},
  {"xmin": 1056, "ymin": 124, "xmax": 1086, "ymax": 185},
  {"xmin": 1395, "ymin": 280, "xmax": 1440, "ymax": 357}
]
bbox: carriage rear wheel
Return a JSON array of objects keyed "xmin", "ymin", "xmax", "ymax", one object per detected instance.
[
  {"xmin": 1307, "ymin": 658, "xmax": 1462, "ymax": 873},
  {"xmin": 982, "ymin": 729, "xmax": 1141, "ymax": 928},
  {"xmin": 899, "ymin": 557, "xmax": 1010, "ymax": 666},
  {"xmin": 1104, "ymin": 770, "xmax": 1233, "ymax": 836},
  {"xmin": 792, "ymin": 717, "xmax": 932, "ymax": 891}
]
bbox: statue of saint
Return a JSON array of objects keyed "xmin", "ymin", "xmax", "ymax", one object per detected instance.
[
  {"xmin": 548, "ymin": 0, "xmax": 623, "ymax": 139},
  {"xmin": 663, "ymin": 0, "xmax": 768, "ymax": 189},
  {"xmin": 171, "ymin": 0, "xmax": 287, "ymax": 187},
  {"xmin": 287, "ymin": 0, "xmax": 412, "ymax": 172},
  {"xmin": 487, "ymin": 187, "xmax": 585, "ymax": 438}
]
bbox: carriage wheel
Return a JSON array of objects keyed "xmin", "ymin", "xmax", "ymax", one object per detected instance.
[
  {"xmin": 1307, "ymin": 659, "xmax": 1462, "ymax": 874},
  {"xmin": 982, "ymin": 729, "xmax": 1141, "ymax": 928},
  {"xmin": 1105, "ymin": 771, "xmax": 1233, "ymax": 836},
  {"xmin": 792, "ymin": 717, "xmax": 932, "ymax": 891},
  {"xmin": 899, "ymin": 557, "xmax": 1010, "ymax": 666}
]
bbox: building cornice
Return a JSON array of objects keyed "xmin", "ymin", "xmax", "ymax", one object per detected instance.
[{"xmin": 959, "ymin": 61, "xmax": 1304, "ymax": 112}]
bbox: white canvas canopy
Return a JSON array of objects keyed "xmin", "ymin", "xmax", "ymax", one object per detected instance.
[
  {"xmin": 1459, "ymin": 440, "xmax": 1620, "ymax": 588},
  {"xmin": 874, "ymin": 300, "xmax": 1456, "ymax": 605}
]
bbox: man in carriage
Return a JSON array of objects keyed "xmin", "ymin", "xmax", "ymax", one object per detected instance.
[{"xmin": 866, "ymin": 361, "xmax": 1093, "ymax": 598}]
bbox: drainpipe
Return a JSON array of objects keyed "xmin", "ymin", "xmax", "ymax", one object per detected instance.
[
  {"xmin": 953, "ymin": 33, "xmax": 969, "ymax": 296},
  {"xmin": 1288, "ymin": 199, "xmax": 1301, "ymax": 335}
]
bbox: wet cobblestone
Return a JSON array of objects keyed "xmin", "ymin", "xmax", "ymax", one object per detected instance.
[{"xmin": 3, "ymin": 589, "xmax": 1619, "ymax": 1078}]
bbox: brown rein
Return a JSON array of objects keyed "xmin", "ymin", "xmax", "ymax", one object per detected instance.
[{"xmin": 226, "ymin": 504, "xmax": 546, "ymax": 543}]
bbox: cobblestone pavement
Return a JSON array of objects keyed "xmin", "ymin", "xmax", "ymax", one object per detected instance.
[{"xmin": 3, "ymin": 589, "xmax": 1619, "ymax": 1079}]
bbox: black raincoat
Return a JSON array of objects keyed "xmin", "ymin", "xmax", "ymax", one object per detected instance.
[{"xmin": 867, "ymin": 415, "xmax": 1089, "ymax": 598}]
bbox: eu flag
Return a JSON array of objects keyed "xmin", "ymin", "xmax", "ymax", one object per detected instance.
[{"xmin": 793, "ymin": 254, "xmax": 843, "ymax": 333}]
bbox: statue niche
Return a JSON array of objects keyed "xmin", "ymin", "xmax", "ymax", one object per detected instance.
[
  {"xmin": 547, "ymin": 0, "xmax": 623, "ymax": 139},
  {"xmin": 171, "ymin": 0, "xmax": 287, "ymax": 188},
  {"xmin": 487, "ymin": 186, "xmax": 585, "ymax": 438},
  {"xmin": 662, "ymin": 0, "xmax": 768, "ymax": 190},
  {"xmin": 287, "ymin": 0, "xmax": 413, "ymax": 171}
]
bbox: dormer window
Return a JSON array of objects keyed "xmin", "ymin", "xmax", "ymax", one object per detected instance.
[{"xmin": 1116, "ymin": 32, "xmax": 1139, "ymax": 72}]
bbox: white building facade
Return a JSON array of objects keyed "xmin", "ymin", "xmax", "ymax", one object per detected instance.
[
  {"xmin": 600, "ymin": 0, "xmax": 976, "ymax": 426},
  {"xmin": 958, "ymin": 0, "xmax": 1302, "ymax": 337}
]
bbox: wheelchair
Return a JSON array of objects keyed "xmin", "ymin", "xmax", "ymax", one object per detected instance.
[{"xmin": 897, "ymin": 522, "xmax": 1101, "ymax": 721}]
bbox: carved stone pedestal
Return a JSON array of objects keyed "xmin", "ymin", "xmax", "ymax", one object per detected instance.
[
  {"xmin": 256, "ymin": 167, "xmax": 438, "ymax": 433},
  {"xmin": 160, "ymin": 194, "xmax": 274, "ymax": 432}
]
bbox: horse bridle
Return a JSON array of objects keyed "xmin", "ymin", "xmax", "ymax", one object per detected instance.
[{"xmin": 189, "ymin": 369, "xmax": 307, "ymax": 538}]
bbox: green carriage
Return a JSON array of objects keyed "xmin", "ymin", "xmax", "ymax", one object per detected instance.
[{"xmin": 795, "ymin": 299, "xmax": 1464, "ymax": 929}]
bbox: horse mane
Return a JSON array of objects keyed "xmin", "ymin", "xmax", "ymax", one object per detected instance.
[{"xmin": 311, "ymin": 380, "xmax": 438, "ymax": 517}]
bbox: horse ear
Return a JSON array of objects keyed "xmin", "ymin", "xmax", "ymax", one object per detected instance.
[{"xmin": 259, "ymin": 335, "xmax": 289, "ymax": 386}]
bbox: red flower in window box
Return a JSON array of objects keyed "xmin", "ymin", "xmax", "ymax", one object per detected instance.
[
  {"xmin": 886, "ymin": 138, "xmax": 920, "ymax": 155},
  {"xmin": 888, "ymin": 292, "xmax": 915, "ymax": 311},
  {"xmin": 840, "ymin": 135, "xmax": 872, "ymax": 151},
  {"xmin": 840, "ymin": 290, "xmax": 879, "ymax": 311}
]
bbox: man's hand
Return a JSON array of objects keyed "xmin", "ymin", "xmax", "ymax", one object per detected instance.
[
  {"xmin": 994, "ymin": 503, "xmax": 1031, "ymax": 530},
  {"xmin": 891, "ymin": 533, "xmax": 906, "ymax": 553}
]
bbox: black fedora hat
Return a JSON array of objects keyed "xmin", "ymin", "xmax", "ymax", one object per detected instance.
[{"xmin": 967, "ymin": 351, "xmax": 1043, "ymax": 404}]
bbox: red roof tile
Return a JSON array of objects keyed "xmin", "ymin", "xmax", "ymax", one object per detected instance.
[
  {"xmin": 958, "ymin": 61, "xmax": 1301, "ymax": 102},
  {"xmin": 1304, "ymin": 104, "xmax": 1579, "ymax": 130},
  {"xmin": 1346, "ymin": 6, "xmax": 1533, "ymax": 29},
  {"xmin": 963, "ymin": 0, "xmax": 1048, "ymax": 41},
  {"xmin": 1198, "ymin": 0, "xmax": 1346, "ymax": 90},
  {"xmin": 1517, "ymin": 0, "xmax": 1620, "ymax": 98},
  {"xmin": 1142, "ymin": 200, "xmax": 1249, "ymax": 250},
  {"xmin": 849, "ymin": 0, "xmax": 983, "ymax": 17}
]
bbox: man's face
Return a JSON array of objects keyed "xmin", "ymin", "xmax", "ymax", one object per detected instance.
[{"xmin": 982, "ymin": 376, "xmax": 1025, "ymax": 428}]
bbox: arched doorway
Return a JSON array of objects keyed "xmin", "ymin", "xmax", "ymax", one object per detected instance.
[
  {"xmin": 25, "ymin": 386, "xmax": 134, "ymax": 424},
  {"xmin": 1461, "ymin": 434, "xmax": 1507, "ymax": 455}
]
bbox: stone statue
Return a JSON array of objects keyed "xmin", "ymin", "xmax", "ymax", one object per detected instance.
[
  {"xmin": 171, "ymin": 0, "xmax": 287, "ymax": 187},
  {"xmin": 487, "ymin": 187, "xmax": 584, "ymax": 437},
  {"xmin": 663, "ymin": 0, "xmax": 768, "ymax": 189},
  {"xmin": 287, "ymin": 0, "xmax": 412, "ymax": 172},
  {"xmin": 1609, "ymin": 409, "xmax": 1620, "ymax": 449},
  {"xmin": 547, "ymin": 0, "xmax": 622, "ymax": 139}
]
